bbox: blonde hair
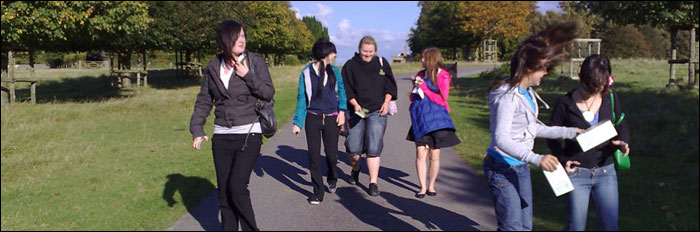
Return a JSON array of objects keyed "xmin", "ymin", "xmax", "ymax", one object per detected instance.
[
  {"xmin": 358, "ymin": 36, "xmax": 377, "ymax": 52},
  {"xmin": 422, "ymin": 47, "xmax": 445, "ymax": 86}
]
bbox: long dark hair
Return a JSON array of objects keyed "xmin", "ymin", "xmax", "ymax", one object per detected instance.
[
  {"xmin": 579, "ymin": 54, "xmax": 612, "ymax": 96},
  {"xmin": 311, "ymin": 38, "xmax": 337, "ymax": 98},
  {"xmin": 215, "ymin": 20, "xmax": 245, "ymax": 62},
  {"xmin": 490, "ymin": 22, "xmax": 578, "ymax": 90}
]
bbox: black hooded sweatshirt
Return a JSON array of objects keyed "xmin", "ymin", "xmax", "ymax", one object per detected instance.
[{"xmin": 341, "ymin": 53, "xmax": 398, "ymax": 112}]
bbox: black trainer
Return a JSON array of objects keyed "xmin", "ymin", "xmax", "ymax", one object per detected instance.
[
  {"xmin": 308, "ymin": 196, "xmax": 321, "ymax": 205},
  {"xmin": 329, "ymin": 182, "xmax": 337, "ymax": 193},
  {"xmin": 369, "ymin": 183, "xmax": 380, "ymax": 196},
  {"xmin": 349, "ymin": 169, "xmax": 360, "ymax": 185}
]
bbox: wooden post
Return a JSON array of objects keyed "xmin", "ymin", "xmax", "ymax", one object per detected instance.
[
  {"xmin": 689, "ymin": 26, "xmax": 696, "ymax": 87},
  {"xmin": 136, "ymin": 60, "xmax": 141, "ymax": 91},
  {"xmin": 8, "ymin": 51, "xmax": 15, "ymax": 104},
  {"xmin": 670, "ymin": 49, "xmax": 677, "ymax": 84},
  {"xmin": 29, "ymin": 49, "xmax": 36, "ymax": 104}
]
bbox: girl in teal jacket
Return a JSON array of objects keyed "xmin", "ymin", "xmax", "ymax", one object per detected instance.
[{"xmin": 291, "ymin": 38, "xmax": 347, "ymax": 205}]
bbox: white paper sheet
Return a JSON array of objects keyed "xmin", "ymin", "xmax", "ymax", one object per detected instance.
[
  {"xmin": 543, "ymin": 163, "xmax": 575, "ymax": 197},
  {"xmin": 575, "ymin": 120, "xmax": 618, "ymax": 152}
]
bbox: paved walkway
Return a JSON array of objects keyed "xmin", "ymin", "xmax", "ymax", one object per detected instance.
[{"xmin": 168, "ymin": 65, "xmax": 499, "ymax": 231}]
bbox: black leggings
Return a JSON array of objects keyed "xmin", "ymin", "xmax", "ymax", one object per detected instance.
[
  {"xmin": 304, "ymin": 113, "xmax": 340, "ymax": 200},
  {"xmin": 212, "ymin": 133, "xmax": 262, "ymax": 231}
]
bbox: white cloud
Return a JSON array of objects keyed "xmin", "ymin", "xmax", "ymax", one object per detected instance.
[
  {"xmin": 330, "ymin": 19, "xmax": 409, "ymax": 64},
  {"xmin": 290, "ymin": 7, "xmax": 301, "ymax": 19},
  {"xmin": 316, "ymin": 3, "xmax": 333, "ymax": 26}
]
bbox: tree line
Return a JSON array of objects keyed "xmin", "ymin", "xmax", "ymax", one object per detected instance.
[
  {"xmin": 408, "ymin": 1, "xmax": 698, "ymax": 61},
  {"xmin": 1, "ymin": 1, "xmax": 330, "ymax": 68}
]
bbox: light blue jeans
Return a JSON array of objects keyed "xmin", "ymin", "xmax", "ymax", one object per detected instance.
[
  {"xmin": 483, "ymin": 155, "xmax": 533, "ymax": 231},
  {"xmin": 345, "ymin": 111, "xmax": 388, "ymax": 156},
  {"xmin": 564, "ymin": 163, "xmax": 619, "ymax": 231}
]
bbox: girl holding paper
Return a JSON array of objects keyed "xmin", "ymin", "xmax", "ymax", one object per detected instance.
[
  {"xmin": 484, "ymin": 22, "xmax": 583, "ymax": 231},
  {"xmin": 547, "ymin": 54, "xmax": 630, "ymax": 231}
]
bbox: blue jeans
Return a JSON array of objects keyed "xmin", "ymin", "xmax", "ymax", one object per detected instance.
[
  {"xmin": 483, "ymin": 155, "xmax": 533, "ymax": 231},
  {"xmin": 564, "ymin": 163, "xmax": 619, "ymax": 231},
  {"xmin": 345, "ymin": 111, "xmax": 388, "ymax": 156}
]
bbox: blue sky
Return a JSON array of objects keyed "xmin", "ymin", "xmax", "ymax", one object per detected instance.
[{"xmin": 290, "ymin": 1, "xmax": 562, "ymax": 64}]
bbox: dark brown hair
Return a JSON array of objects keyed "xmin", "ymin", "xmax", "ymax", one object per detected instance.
[
  {"xmin": 578, "ymin": 54, "xmax": 611, "ymax": 95},
  {"xmin": 490, "ymin": 22, "xmax": 578, "ymax": 90},
  {"xmin": 215, "ymin": 20, "xmax": 245, "ymax": 62}
]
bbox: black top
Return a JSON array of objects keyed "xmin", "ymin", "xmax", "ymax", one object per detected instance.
[
  {"xmin": 308, "ymin": 66, "xmax": 338, "ymax": 114},
  {"xmin": 189, "ymin": 52, "xmax": 275, "ymax": 138},
  {"xmin": 341, "ymin": 53, "xmax": 398, "ymax": 112},
  {"xmin": 547, "ymin": 89, "xmax": 630, "ymax": 169}
]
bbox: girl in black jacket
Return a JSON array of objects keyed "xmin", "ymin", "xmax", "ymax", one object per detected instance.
[
  {"xmin": 547, "ymin": 54, "xmax": 629, "ymax": 231},
  {"xmin": 189, "ymin": 20, "xmax": 274, "ymax": 231}
]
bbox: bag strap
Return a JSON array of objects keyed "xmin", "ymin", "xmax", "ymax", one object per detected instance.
[{"xmin": 610, "ymin": 89, "xmax": 624, "ymax": 126}]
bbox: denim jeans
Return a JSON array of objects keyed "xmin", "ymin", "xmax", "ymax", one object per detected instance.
[
  {"xmin": 345, "ymin": 111, "xmax": 388, "ymax": 156},
  {"xmin": 483, "ymin": 155, "xmax": 533, "ymax": 231},
  {"xmin": 564, "ymin": 163, "xmax": 619, "ymax": 231}
]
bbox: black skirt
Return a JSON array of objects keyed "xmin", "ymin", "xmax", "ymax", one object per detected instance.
[{"xmin": 406, "ymin": 127, "xmax": 461, "ymax": 149}]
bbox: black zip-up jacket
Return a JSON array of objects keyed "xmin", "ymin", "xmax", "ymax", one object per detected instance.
[
  {"xmin": 547, "ymin": 89, "xmax": 630, "ymax": 169},
  {"xmin": 189, "ymin": 52, "xmax": 275, "ymax": 138},
  {"xmin": 341, "ymin": 54, "xmax": 398, "ymax": 112}
]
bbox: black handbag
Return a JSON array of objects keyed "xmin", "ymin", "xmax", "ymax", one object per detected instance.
[
  {"xmin": 240, "ymin": 52, "xmax": 277, "ymax": 151},
  {"xmin": 255, "ymin": 99, "xmax": 277, "ymax": 138}
]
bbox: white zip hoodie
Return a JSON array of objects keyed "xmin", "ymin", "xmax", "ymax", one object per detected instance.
[{"xmin": 488, "ymin": 82, "xmax": 578, "ymax": 166}]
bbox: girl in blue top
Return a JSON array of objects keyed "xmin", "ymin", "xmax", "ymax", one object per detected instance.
[{"xmin": 291, "ymin": 38, "xmax": 347, "ymax": 205}]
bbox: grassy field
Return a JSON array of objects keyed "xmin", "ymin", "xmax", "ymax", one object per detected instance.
[
  {"xmin": 5, "ymin": 59, "xmax": 694, "ymax": 230},
  {"xmin": 449, "ymin": 58, "xmax": 699, "ymax": 230},
  {"xmin": 0, "ymin": 61, "xmax": 425, "ymax": 230}
]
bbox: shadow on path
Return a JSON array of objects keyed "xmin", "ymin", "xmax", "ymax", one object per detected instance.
[
  {"xmin": 163, "ymin": 174, "xmax": 221, "ymax": 231},
  {"xmin": 253, "ymin": 145, "xmax": 312, "ymax": 197},
  {"xmin": 335, "ymin": 187, "xmax": 418, "ymax": 230}
]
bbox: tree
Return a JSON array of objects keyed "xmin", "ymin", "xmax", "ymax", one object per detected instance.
[
  {"xmin": 602, "ymin": 24, "xmax": 651, "ymax": 59},
  {"xmin": 458, "ymin": 1, "xmax": 535, "ymax": 40},
  {"xmin": 2, "ymin": 1, "xmax": 151, "ymax": 70},
  {"xmin": 585, "ymin": 1, "xmax": 698, "ymax": 56},
  {"xmin": 1, "ymin": 1, "xmax": 151, "ymax": 52},
  {"xmin": 585, "ymin": 1, "xmax": 698, "ymax": 32},
  {"xmin": 408, "ymin": 1, "xmax": 477, "ymax": 59},
  {"xmin": 234, "ymin": 1, "xmax": 313, "ymax": 65},
  {"xmin": 302, "ymin": 16, "xmax": 329, "ymax": 40}
]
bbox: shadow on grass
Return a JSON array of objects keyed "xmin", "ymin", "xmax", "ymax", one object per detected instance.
[
  {"xmin": 163, "ymin": 173, "xmax": 220, "ymax": 231},
  {"xmin": 11, "ymin": 75, "xmax": 126, "ymax": 103},
  {"xmin": 146, "ymin": 69, "xmax": 202, "ymax": 90},
  {"xmin": 8, "ymin": 69, "xmax": 202, "ymax": 104}
]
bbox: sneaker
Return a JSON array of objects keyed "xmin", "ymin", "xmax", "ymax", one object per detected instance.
[
  {"xmin": 349, "ymin": 169, "xmax": 360, "ymax": 185},
  {"xmin": 329, "ymin": 182, "xmax": 337, "ymax": 193},
  {"xmin": 369, "ymin": 183, "xmax": 380, "ymax": 196},
  {"xmin": 308, "ymin": 196, "xmax": 321, "ymax": 205}
]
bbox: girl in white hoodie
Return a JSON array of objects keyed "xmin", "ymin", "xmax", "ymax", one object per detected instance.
[{"xmin": 484, "ymin": 22, "xmax": 583, "ymax": 231}]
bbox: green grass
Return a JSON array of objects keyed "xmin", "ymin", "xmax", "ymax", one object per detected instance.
[
  {"xmin": 0, "ymin": 61, "xmax": 427, "ymax": 230},
  {"xmin": 449, "ymin": 58, "xmax": 699, "ymax": 231}
]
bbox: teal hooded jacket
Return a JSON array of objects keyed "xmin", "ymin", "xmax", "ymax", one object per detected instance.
[{"xmin": 292, "ymin": 63, "xmax": 347, "ymax": 128}]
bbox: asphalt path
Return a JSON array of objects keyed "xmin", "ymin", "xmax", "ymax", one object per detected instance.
[{"xmin": 168, "ymin": 64, "xmax": 499, "ymax": 231}]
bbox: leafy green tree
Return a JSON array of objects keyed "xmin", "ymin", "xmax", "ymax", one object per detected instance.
[
  {"xmin": 235, "ymin": 1, "xmax": 313, "ymax": 65},
  {"xmin": 602, "ymin": 24, "xmax": 651, "ymax": 59},
  {"xmin": 2, "ymin": 1, "xmax": 151, "ymax": 70},
  {"xmin": 302, "ymin": 16, "xmax": 329, "ymax": 40},
  {"xmin": 408, "ymin": 1, "xmax": 477, "ymax": 59}
]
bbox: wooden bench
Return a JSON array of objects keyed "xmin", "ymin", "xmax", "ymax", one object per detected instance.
[
  {"xmin": 176, "ymin": 62, "xmax": 203, "ymax": 78},
  {"xmin": 110, "ymin": 69, "xmax": 148, "ymax": 90},
  {"xmin": 1, "ymin": 77, "xmax": 38, "ymax": 104}
]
